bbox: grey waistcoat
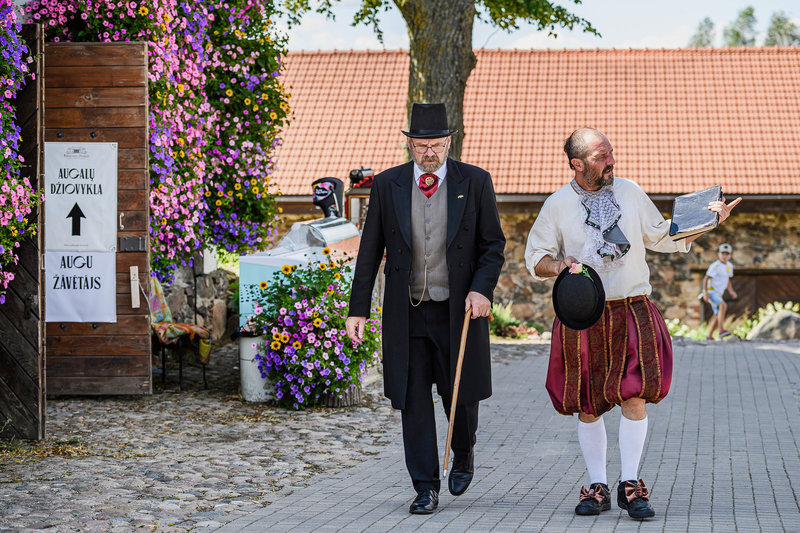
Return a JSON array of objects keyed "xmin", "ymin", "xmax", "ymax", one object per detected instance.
[{"xmin": 410, "ymin": 179, "xmax": 449, "ymax": 302}]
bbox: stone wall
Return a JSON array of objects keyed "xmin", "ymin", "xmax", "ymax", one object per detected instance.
[
  {"xmin": 161, "ymin": 265, "xmax": 239, "ymax": 343},
  {"xmin": 496, "ymin": 211, "xmax": 800, "ymax": 328}
]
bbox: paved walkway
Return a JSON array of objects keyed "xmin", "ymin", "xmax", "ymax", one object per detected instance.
[{"xmin": 211, "ymin": 339, "xmax": 800, "ymax": 532}]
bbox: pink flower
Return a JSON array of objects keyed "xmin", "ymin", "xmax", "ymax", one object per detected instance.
[{"xmin": 569, "ymin": 263, "xmax": 584, "ymax": 275}]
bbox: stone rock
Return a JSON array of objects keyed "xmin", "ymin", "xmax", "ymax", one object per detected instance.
[
  {"xmin": 746, "ymin": 310, "xmax": 800, "ymax": 340},
  {"xmin": 210, "ymin": 299, "xmax": 227, "ymax": 340}
]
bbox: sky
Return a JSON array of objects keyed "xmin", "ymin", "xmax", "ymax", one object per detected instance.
[{"xmin": 276, "ymin": 0, "xmax": 800, "ymax": 51}]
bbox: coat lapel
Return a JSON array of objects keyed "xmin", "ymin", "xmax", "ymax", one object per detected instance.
[
  {"xmin": 446, "ymin": 159, "xmax": 468, "ymax": 248},
  {"xmin": 392, "ymin": 161, "xmax": 414, "ymax": 249}
]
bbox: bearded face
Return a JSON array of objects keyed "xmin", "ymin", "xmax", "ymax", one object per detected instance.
[{"xmin": 409, "ymin": 137, "xmax": 450, "ymax": 173}]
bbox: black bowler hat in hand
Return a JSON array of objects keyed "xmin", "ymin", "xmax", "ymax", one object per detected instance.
[
  {"xmin": 552, "ymin": 263, "xmax": 606, "ymax": 331},
  {"xmin": 402, "ymin": 103, "xmax": 458, "ymax": 138}
]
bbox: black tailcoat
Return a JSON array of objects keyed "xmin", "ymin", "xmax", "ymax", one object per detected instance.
[{"xmin": 348, "ymin": 159, "xmax": 506, "ymax": 409}]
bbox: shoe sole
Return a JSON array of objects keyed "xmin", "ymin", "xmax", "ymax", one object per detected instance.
[{"xmin": 409, "ymin": 508, "xmax": 436, "ymax": 515}]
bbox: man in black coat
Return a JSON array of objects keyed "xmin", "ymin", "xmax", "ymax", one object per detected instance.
[{"xmin": 346, "ymin": 103, "xmax": 505, "ymax": 514}]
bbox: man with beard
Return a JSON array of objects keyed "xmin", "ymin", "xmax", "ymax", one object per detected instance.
[
  {"xmin": 346, "ymin": 103, "xmax": 505, "ymax": 514},
  {"xmin": 524, "ymin": 128, "xmax": 740, "ymax": 520}
]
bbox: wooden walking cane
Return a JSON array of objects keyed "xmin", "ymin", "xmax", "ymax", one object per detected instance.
[{"xmin": 443, "ymin": 307, "xmax": 472, "ymax": 478}]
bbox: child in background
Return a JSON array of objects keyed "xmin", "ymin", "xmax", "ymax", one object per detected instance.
[{"xmin": 703, "ymin": 243, "xmax": 738, "ymax": 340}]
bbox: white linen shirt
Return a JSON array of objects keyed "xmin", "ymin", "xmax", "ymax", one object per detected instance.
[{"xmin": 525, "ymin": 177, "xmax": 692, "ymax": 300}]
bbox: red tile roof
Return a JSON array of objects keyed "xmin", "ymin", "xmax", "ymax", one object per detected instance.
[{"xmin": 274, "ymin": 47, "xmax": 800, "ymax": 197}]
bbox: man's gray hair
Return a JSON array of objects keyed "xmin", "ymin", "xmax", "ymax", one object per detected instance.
[{"xmin": 564, "ymin": 128, "xmax": 605, "ymax": 170}]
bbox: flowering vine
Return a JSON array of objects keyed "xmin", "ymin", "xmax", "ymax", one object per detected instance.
[
  {"xmin": 23, "ymin": 0, "xmax": 290, "ymax": 282},
  {"xmin": 1, "ymin": 0, "xmax": 40, "ymax": 305}
]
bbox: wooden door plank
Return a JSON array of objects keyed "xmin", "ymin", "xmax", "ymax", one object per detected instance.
[
  {"xmin": 47, "ymin": 376, "xmax": 151, "ymax": 395},
  {"xmin": 46, "ymin": 334, "xmax": 149, "ymax": 356},
  {"xmin": 45, "ymin": 314, "xmax": 149, "ymax": 336},
  {"xmin": 45, "ymin": 107, "xmax": 147, "ymax": 129},
  {"xmin": 45, "ymin": 43, "xmax": 146, "ymax": 67},
  {"xmin": 47, "ymin": 356, "xmax": 150, "ymax": 378},
  {"xmin": 45, "ymin": 66, "xmax": 145, "ymax": 88},
  {"xmin": 44, "ymin": 128, "xmax": 146, "ymax": 148},
  {"xmin": 45, "ymin": 87, "xmax": 146, "ymax": 108}
]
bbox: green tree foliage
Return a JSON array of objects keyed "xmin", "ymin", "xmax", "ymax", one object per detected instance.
[
  {"xmin": 277, "ymin": 0, "xmax": 598, "ymax": 160},
  {"xmin": 688, "ymin": 16, "xmax": 715, "ymax": 47},
  {"xmin": 764, "ymin": 11, "xmax": 800, "ymax": 46},
  {"xmin": 722, "ymin": 6, "xmax": 757, "ymax": 47}
]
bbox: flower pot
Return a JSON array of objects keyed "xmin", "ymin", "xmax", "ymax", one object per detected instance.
[
  {"xmin": 322, "ymin": 383, "xmax": 362, "ymax": 407},
  {"xmin": 239, "ymin": 336, "xmax": 275, "ymax": 402}
]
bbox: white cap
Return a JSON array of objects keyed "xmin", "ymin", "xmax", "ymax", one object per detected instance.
[{"xmin": 718, "ymin": 243, "xmax": 732, "ymax": 253}]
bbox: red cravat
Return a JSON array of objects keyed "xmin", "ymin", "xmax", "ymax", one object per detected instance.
[{"xmin": 419, "ymin": 173, "xmax": 438, "ymax": 198}]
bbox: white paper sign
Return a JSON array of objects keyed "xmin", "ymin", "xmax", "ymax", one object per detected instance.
[
  {"xmin": 45, "ymin": 252, "xmax": 117, "ymax": 323},
  {"xmin": 44, "ymin": 142, "xmax": 118, "ymax": 252}
]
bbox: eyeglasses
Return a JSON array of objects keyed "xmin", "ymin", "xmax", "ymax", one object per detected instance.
[{"xmin": 410, "ymin": 141, "xmax": 448, "ymax": 154}]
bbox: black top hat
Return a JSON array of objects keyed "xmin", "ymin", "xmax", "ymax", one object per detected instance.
[
  {"xmin": 552, "ymin": 264, "xmax": 606, "ymax": 331},
  {"xmin": 401, "ymin": 103, "xmax": 457, "ymax": 138}
]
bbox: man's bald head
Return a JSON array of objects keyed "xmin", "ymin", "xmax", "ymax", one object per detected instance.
[{"xmin": 564, "ymin": 128, "xmax": 607, "ymax": 170}]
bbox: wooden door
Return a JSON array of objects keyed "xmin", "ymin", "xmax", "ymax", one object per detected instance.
[
  {"xmin": 43, "ymin": 42, "xmax": 151, "ymax": 395},
  {"xmin": 0, "ymin": 25, "xmax": 45, "ymax": 440}
]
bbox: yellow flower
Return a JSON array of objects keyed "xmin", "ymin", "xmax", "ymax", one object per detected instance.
[
  {"xmin": 204, "ymin": 191, "xmax": 211, "ymax": 197},
  {"xmin": 270, "ymin": 112, "xmax": 278, "ymax": 120},
  {"xmin": 161, "ymin": 217, "xmax": 167, "ymax": 225},
  {"xmin": 138, "ymin": 6, "xmax": 149, "ymax": 15},
  {"xmin": 252, "ymin": 187, "xmax": 259, "ymax": 194},
  {"xmin": 177, "ymin": 83, "xmax": 184, "ymax": 93},
  {"xmin": 280, "ymin": 333, "xmax": 290, "ymax": 343},
  {"xmin": 272, "ymin": 333, "xmax": 281, "ymax": 341},
  {"xmin": 312, "ymin": 311, "xmax": 319, "ymax": 318},
  {"xmin": 376, "ymin": 306, "xmax": 382, "ymax": 313},
  {"xmin": 292, "ymin": 341, "xmax": 302, "ymax": 349},
  {"xmin": 281, "ymin": 265, "xmax": 292, "ymax": 275},
  {"xmin": 334, "ymin": 273, "xmax": 341, "ymax": 279},
  {"xmin": 278, "ymin": 207, "xmax": 283, "ymax": 213},
  {"xmin": 225, "ymin": 89, "xmax": 233, "ymax": 97},
  {"xmin": 253, "ymin": 105, "xmax": 259, "ymax": 111},
  {"xmin": 244, "ymin": 98, "xmax": 251, "ymax": 105},
  {"xmin": 290, "ymin": 265, "xmax": 297, "ymax": 272},
  {"xmin": 259, "ymin": 281, "xmax": 268, "ymax": 289},
  {"xmin": 322, "ymin": 247, "xmax": 331, "ymax": 255},
  {"xmin": 236, "ymin": 193, "xmax": 243, "ymax": 199},
  {"xmin": 235, "ymin": 183, "xmax": 242, "ymax": 190},
  {"xmin": 250, "ymin": 179, "xmax": 257, "ymax": 185},
  {"xmin": 313, "ymin": 318, "xmax": 323, "ymax": 327},
  {"xmin": 270, "ymin": 341, "xmax": 281, "ymax": 350},
  {"xmin": 215, "ymin": 200, "xmax": 222, "ymax": 206},
  {"xmin": 217, "ymin": 190, "xmax": 223, "ymax": 197},
  {"xmin": 319, "ymin": 263, "xmax": 327, "ymax": 271}
]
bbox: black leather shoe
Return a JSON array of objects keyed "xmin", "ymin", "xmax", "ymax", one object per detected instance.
[
  {"xmin": 574, "ymin": 482, "xmax": 611, "ymax": 515},
  {"xmin": 617, "ymin": 479, "xmax": 655, "ymax": 519},
  {"xmin": 448, "ymin": 450, "xmax": 475, "ymax": 496},
  {"xmin": 409, "ymin": 489, "xmax": 439, "ymax": 514}
]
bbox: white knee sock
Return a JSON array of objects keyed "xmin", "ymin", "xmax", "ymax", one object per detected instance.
[
  {"xmin": 577, "ymin": 417, "xmax": 607, "ymax": 485},
  {"xmin": 619, "ymin": 415, "xmax": 648, "ymax": 482}
]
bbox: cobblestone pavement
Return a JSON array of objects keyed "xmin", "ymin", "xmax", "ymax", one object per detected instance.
[{"xmin": 2, "ymin": 339, "xmax": 800, "ymax": 532}]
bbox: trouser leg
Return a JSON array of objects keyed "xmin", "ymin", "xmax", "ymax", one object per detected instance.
[
  {"xmin": 441, "ymin": 397, "xmax": 479, "ymax": 457},
  {"xmin": 401, "ymin": 334, "xmax": 440, "ymax": 493}
]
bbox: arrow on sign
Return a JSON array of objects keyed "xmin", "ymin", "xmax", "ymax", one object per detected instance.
[{"xmin": 67, "ymin": 203, "xmax": 86, "ymax": 236}]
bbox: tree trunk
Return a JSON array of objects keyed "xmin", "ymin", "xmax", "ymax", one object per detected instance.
[{"xmin": 395, "ymin": 0, "xmax": 476, "ymax": 160}]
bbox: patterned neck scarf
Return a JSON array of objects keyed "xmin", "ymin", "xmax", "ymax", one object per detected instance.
[{"xmin": 570, "ymin": 178, "xmax": 630, "ymax": 272}]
